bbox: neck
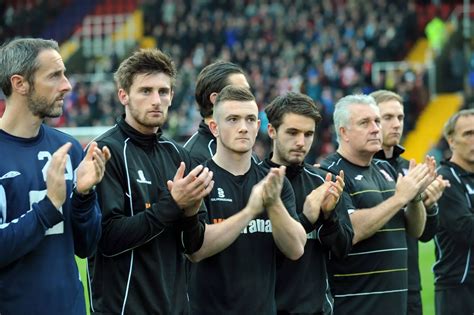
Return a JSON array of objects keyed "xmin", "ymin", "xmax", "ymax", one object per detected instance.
[
  {"xmin": 124, "ymin": 115, "xmax": 158, "ymax": 135},
  {"xmin": 337, "ymin": 146, "xmax": 373, "ymax": 167},
  {"xmin": 213, "ymin": 147, "xmax": 252, "ymax": 175},
  {"xmin": 270, "ymin": 153, "xmax": 288, "ymax": 167},
  {"xmin": 382, "ymin": 145, "xmax": 394, "ymax": 159},
  {"xmin": 0, "ymin": 99, "xmax": 42, "ymax": 138},
  {"xmin": 451, "ymin": 155, "xmax": 474, "ymax": 173}
]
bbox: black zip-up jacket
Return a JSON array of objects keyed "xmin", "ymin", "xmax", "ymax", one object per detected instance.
[
  {"xmin": 434, "ymin": 160, "xmax": 474, "ymax": 289},
  {"xmin": 88, "ymin": 117, "xmax": 205, "ymax": 314},
  {"xmin": 262, "ymin": 157, "xmax": 353, "ymax": 315},
  {"xmin": 374, "ymin": 145, "xmax": 439, "ymax": 292},
  {"xmin": 184, "ymin": 120, "xmax": 260, "ymax": 165},
  {"xmin": 184, "ymin": 120, "xmax": 216, "ymax": 165}
]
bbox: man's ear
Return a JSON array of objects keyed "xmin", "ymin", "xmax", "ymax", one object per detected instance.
[
  {"xmin": 11, "ymin": 74, "xmax": 29, "ymax": 95},
  {"xmin": 267, "ymin": 123, "xmax": 277, "ymax": 139},
  {"xmin": 339, "ymin": 126, "xmax": 349, "ymax": 142},
  {"xmin": 209, "ymin": 119, "xmax": 219, "ymax": 137},
  {"xmin": 118, "ymin": 89, "xmax": 129, "ymax": 106},
  {"xmin": 209, "ymin": 92, "xmax": 218, "ymax": 105},
  {"xmin": 447, "ymin": 136, "xmax": 455, "ymax": 151}
]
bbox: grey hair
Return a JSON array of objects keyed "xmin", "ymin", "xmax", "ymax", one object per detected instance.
[
  {"xmin": 443, "ymin": 108, "xmax": 474, "ymax": 140},
  {"xmin": 0, "ymin": 38, "xmax": 59, "ymax": 97},
  {"xmin": 333, "ymin": 94, "xmax": 379, "ymax": 143}
]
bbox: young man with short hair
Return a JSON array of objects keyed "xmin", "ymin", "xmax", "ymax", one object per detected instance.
[
  {"xmin": 262, "ymin": 92, "xmax": 353, "ymax": 314},
  {"xmin": 184, "ymin": 60, "xmax": 252, "ymax": 163},
  {"xmin": 88, "ymin": 48, "xmax": 214, "ymax": 314},
  {"xmin": 187, "ymin": 85, "xmax": 306, "ymax": 314},
  {"xmin": 371, "ymin": 90, "xmax": 448, "ymax": 315}
]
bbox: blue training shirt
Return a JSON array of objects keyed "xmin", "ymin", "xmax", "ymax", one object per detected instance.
[{"xmin": 0, "ymin": 124, "xmax": 101, "ymax": 315}]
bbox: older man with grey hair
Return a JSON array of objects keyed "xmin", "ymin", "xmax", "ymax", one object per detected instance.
[
  {"xmin": 434, "ymin": 109, "xmax": 474, "ymax": 315},
  {"xmin": 320, "ymin": 94, "xmax": 434, "ymax": 315}
]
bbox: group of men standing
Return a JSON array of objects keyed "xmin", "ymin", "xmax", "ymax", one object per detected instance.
[{"xmin": 0, "ymin": 38, "xmax": 473, "ymax": 315}]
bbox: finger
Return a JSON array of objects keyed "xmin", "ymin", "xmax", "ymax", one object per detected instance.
[
  {"xmin": 50, "ymin": 143, "xmax": 72, "ymax": 170},
  {"xmin": 92, "ymin": 151, "xmax": 106, "ymax": 175},
  {"xmin": 101, "ymin": 146, "xmax": 112, "ymax": 161},
  {"xmin": 199, "ymin": 180, "xmax": 215, "ymax": 198},
  {"xmin": 408, "ymin": 159, "xmax": 416, "ymax": 171},
  {"xmin": 181, "ymin": 164, "xmax": 205, "ymax": 184},
  {"xmin": 84, "ymin": 142, "xmax": 97, "ymax": 161},
  {"xmin": 173, "ymin": 162, "xmax": 187, "ymax": 182},
  {"xmin": 201, "ymin": 171, "xmax": 214, "ymax": 188},
  {"xmin": 325, "ymin": 172, "xmax": 332, "ymax": 182},
  {"xmin": 279, "ymin": 165, "xmax": 286, "ymax": 177},
  {"xmin": 54, "ymin": 142, "xmax": 72, "ymax": 158},
  {"xmin": 190, "ymin": 168, "xmax": 213, "ymax": 192},
  {"xmin": 339, "ymin": 170, "xmax": 345, "ymax": 182},
  {"xmin": 167, "ymin": 180, "xmax": 174, "ymax": 191}
]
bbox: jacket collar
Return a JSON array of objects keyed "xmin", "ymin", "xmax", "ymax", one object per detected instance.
[
  {"xmin": 264, "ymin": 153, "xmax": 304, "ymax": 180},
  {"xmin": 118, "ymin": 115, "xmax": 162, "ymax": 150},
  {"xmin": 374, "ymin": 144, "xmax": 405, "ymax": 161}
]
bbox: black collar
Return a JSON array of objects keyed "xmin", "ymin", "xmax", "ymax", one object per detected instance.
[
  {"xmin": 198, "ymin": 120, "xmax": 214, "ymax": 138},
  {"xmin": 264, "ymin": 153, "xmax": 304, "ymax": 180},
  {"xmin": 374, "ymin": 144, "xmax": 406, "ymax": 161},
  {"xmin": 117, "ymin": 115, "xmax": 162, "ymax": 150}
]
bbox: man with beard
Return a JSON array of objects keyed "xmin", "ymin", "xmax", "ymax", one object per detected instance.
[
  {"xmin": 371, "ymin": 90, "xmax": 448, "ymax": 315},
  {"xmin": 88, "ymin": 48, "xmax": 214, "ymax": 314},
  {"xmin": 0, "ymin": 38, "xmax": 111, "ymax": 315},
  {"xmin": 261, "ymin": 92, "xmax": 353, "ymax": 314},
  {"xmin": 434, "ymin": 109, "xmax": 474, "ymax": 315},
  {"xmin": 320, "ymin": 94, "xmax": 434, "ymax": 315},
  {"xmin": 187, "ymin": 86, "xmax": 306, "ymax": 314}
]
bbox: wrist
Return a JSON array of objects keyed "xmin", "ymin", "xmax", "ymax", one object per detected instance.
[
  {"xmin": 73, "ymin": 185, "xmax": 95, "ymax": 197},
  {"xmin": 410, "ymin": 192, "xmax": 424, "ymax": 204},
  {"xmin": 425, "ymin": 203, "xmax": 439, "ymax": 216}
]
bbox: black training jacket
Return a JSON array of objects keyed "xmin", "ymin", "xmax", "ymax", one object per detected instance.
[{"xmin": 88, "ymin": 117, "xmax": 204, "ymax": 315}]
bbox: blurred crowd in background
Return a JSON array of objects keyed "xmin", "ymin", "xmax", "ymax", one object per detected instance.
[{"xmin": 0, "ymin": 0, "xmax": 465, "ymax": 162}]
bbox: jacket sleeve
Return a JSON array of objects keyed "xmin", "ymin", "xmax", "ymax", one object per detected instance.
[
  {"xmin": 0, "ymin": 193, "xmax": 63, "ymax": 267},
  {"xmin": 419, "ymin": 203, "xmax": 439, "ymax": 242},
  {"xmin": 437, "ymin": 170, "xmax": 474, "ymax": 246},
  {"xmin": 68, "ymin": 143, "xmax": 102, "ymax": 258},
  {"xmin": 97, "ymin": 145, "xmax": 184, "ymax": 257},
  {"xmin": 318, "ymin": 191, "xmax": 354, "ymax": 259},
  {"xmin": 70, "ymin": 189, "xmax": 102, "ymax": 258}
]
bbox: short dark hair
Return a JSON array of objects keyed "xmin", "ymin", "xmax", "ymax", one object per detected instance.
[
  {"xmin": 265, "ymin": 92, "xmax": 322, "ymax": 130},
  {"xmin": 0, "ymin": 38, "xmax": 59, "ymax": 97},
  {"xmin": 443, "ymin": 108, "xmax": 474, "ymax": 140},
  {"xmin": 114, "ymin": 48, "xmax": 177, "ymax": 93},
  {"xmin": 213, "ymin": 85, "xmax": 255, "ymax": 119},
  {"xmin": 195, "ymin": 60, "xmax": 246, "ymax": 118}
]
